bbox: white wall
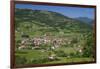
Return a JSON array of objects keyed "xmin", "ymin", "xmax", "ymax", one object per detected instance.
[{"xmin": 0, "ymin": 0, "xmax": 100, "ymax": 69}]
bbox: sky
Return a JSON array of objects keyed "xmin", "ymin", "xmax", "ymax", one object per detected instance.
[{"xmin": 15, "ymin": 4, "xmax": 95, "ymax": 19}]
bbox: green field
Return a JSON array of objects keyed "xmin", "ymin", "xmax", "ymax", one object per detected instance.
[{"xmin": 15, "ymin": 49, "xmax": 94, "ymax": 65}]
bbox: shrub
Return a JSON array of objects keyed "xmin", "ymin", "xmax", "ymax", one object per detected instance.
[
  {"xmin": 16, "ymin": 40, "xmax": 21, "ymax": 48},
  {"xmin": 31, "ymin": 57, "xmax": 49, "ymax": 64},
  {"xmin": 82, "ymin": 47, "xmax": 93, "ymax": 57},
  {"xmin": 82, "ymin": 33, "xmax": 94, "ymax": 57},
  {"xmin": 15, "ymin": 55, "xmax": 27, "ymax": 65},
  {"xmin": 16, "ymin": 51, "xmax": 28, "ymax": 54},
  {"xmin": 74, "ymin": 51, "xmax": 82, "ymax": 57},
  {"xmin": 21, "ymin": 34, "xmax": 29, "ymax": 38},
  {"xmin": 69, "ymin": 52, "xmax": 75, "ymax": 58},
  {"xmin": 71, "ymin": 37, "xmax": 78, "ymax": 44},
  {"xmin": 31, "ymin": 56, "xmax": 60, "ymax": 64},
  {"xmin": 55, "ymin": 50, "xmax": 67, "ymax": 57}
]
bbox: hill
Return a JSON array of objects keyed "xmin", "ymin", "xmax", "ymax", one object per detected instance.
[
  {"xmin": 75, "ymin": 17, "xmax": 94, "ymax": 25},
  {"xmin": 15, "ymin": 8, "xmax": 92, "ymax": 36}
]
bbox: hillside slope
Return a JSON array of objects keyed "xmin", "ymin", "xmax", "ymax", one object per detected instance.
[{"xmin": 15, "ymin": 8, "xmax": 92, "ymax": 36}]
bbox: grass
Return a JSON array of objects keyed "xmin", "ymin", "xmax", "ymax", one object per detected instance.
[
  {"xmin": 15, "ymin": 49, "xmax": 94, "ymax": 65},
  {"xmin": 45, "ymin": 57, "xmax": 94, "ymax": 64},
  {"xmin": 16, "ymin": 50, "xmax": 48, "ymax": 59},
  {"xmin": 55, "ymin": 47, "xmax": 76, "ymax": 54}
]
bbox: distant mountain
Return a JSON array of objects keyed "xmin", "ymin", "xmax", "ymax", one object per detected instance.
[{"xmin": 75, "ymin": 17, "xmax": 94, "ymax": 25}]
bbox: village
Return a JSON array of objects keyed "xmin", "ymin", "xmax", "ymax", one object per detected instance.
[{"xmin": 16, "ymin": 32, "xmax": 84, "ymax": 61}]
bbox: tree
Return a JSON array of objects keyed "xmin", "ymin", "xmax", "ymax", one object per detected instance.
[{"xmin": 82, "ymin": 32, "xmax": 94, "ymax": 57}]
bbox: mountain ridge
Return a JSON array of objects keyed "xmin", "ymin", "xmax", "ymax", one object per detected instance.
[{"xmin": 75, "ymin": 17, "xmax": 94, "ymax": 25}]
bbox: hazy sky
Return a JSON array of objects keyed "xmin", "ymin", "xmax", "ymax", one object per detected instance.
[{"xmin": 15, "ymin": 4, "xmax": 95, "ymax": 19}]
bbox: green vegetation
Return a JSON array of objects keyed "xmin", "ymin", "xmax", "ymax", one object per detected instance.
[{"xmin": 15, "ymin": 8, "xmax": 95, "ymax": 66}]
